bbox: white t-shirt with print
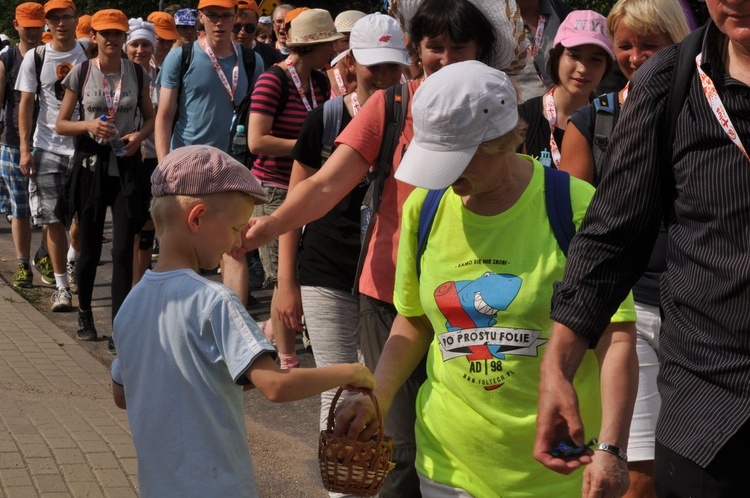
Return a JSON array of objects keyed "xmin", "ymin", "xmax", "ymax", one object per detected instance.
[{"xmin": 15, "ymin": 42, "xmax": 87, "ymax": 155}]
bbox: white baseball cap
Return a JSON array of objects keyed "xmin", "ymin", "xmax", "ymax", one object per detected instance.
[
  {"xmin": 394, "ymin": 61, "xmax": 519, "ymax": 190},
  {"xmin": 331, "ymin": 13, "xmax": 410, "ymax": 67}
]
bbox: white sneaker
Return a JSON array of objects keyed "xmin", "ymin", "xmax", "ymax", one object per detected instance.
[{"xmin": 50, "ymin": 288, "xmax": 73, "ymax": 312}]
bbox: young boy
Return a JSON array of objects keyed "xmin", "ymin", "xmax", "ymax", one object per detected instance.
[{"xmin": 111, "ymin": 145, "xmax": 374, "ymax": 497}]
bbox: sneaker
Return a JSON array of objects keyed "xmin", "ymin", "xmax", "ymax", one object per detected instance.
[
  {"xmin": 33, "ymin": 255, "xmax": 55, "ymax": 285},
  {"xmin": 12, "ymin": 263, "xmax": 33, "ymax": 288},
  {"xmin": 50, "ymin": 288, "xmax": 73, "ymax": 312},
  {"xmin": 107, "ymin": 337, "xmax": 117, "ymax": 356},
  {"xmin": 66, "ymin": 261, "xmax": 78, "ymax": 294},
  {"xmin": 76, "ymin": 309, "xmax": 97, "ymax": 341}
]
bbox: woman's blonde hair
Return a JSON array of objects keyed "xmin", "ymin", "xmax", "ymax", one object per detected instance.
[
  {"xmin": 606, "ymin": 0, "xmax": 690, "ymax": 44},
  {"xmin": 477, "ymin": 120, "xmax": 528, "ymax": 158}
]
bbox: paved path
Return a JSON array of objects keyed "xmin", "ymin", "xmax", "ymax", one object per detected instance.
[{"xmin": 0, "ymin": 280, "xmax": 138, "ymax": 497}]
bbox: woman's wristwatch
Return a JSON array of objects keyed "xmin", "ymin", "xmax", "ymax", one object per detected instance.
[{"xmin": 594, "ymin": 442, "xmax": 628, "ymax": 462}]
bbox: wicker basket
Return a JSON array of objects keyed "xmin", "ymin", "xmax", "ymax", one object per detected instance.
[{"xmin": 318, "ymin": 388, "xmax": 395, "ymax": 496}]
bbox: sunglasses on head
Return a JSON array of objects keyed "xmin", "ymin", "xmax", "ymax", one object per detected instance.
[{"xmin": 232, "ymin": 23, "xmax": 256, "ymax": 34}]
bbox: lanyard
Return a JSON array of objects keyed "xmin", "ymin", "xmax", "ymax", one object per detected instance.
[
  {"xmin": 333, "ymin": 67, "xmax": 347, "ymax": 95},
  {"xmin": 201, "ymin": 39, "xmax": 240, "ymax": 102},
  {"xmin": 527, "ymin": 15, "xmax": 546, "ymax": 60},
  {"xmin": 351, "ymin": 92, "xmax": 360, "ymax": 116},
  {"xmin": 96, "ymin": 58, "xmax": 125, "ymax": 119},
  {"xmin": 543, "ymin": 86, "xmax": 561, "ymax": 168},
  {"xmin": 286, "ymin": 57, "xmax": 318, "ymax": 111},
  {"xmin": 622, "ymin": 81, "xmax": 630, "ymax": 102},
  {"xmin": 695, "ymin": 53, "xmax": 750, "ymax": 162}
]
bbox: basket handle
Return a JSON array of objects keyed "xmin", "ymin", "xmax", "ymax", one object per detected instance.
[{"xmin": 326, "ymin": 387, "xmax": 385, "ymax": 445}]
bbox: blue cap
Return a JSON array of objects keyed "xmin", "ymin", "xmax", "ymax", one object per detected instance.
[{"xmin": 174, "ymin": 9, "xmax": 198, "ymax": 27}]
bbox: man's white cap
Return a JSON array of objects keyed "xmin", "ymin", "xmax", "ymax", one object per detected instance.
[
  {"xmin": 394, "ymin": 61, "xmax": 519, "ymax": 190},
  {"xmin": 331, "ymin": 13, "xmax": 410, "ymax": 67}
]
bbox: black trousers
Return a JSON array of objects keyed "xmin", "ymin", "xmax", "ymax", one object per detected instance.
[
  {"xmin": 76, "ymin": 168, "xmax": 138, "ymax": 322},
  {"xmin": 655, "ymin": 417, "xmax": 750, "ymax": 497}
]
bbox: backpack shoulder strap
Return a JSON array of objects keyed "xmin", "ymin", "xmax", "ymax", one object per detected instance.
[
  {"xmin": 1, "ymin": 47, "xmax": 15, "ymax": 109},
  {"xmin": 77, "ymin": 59, "xmax": 91, "ymax": 119},
  {"xmin": 240, "ymin": 45, "xmax": 257, "ymax": 87},
  {"xmin": 544, "ymin": 167, "xmax": 575, "ymax": 256},
  {"xmin": 133, "ymin": 62, "xmax": 144, "ymax": 107},
  {"xmin": 322, "ymin": 95, "xmax": 344, "ymax": 150},
  {"xmin": 267, "ymin": 64, "xmax": 289, "ymax": 118},
  {"xmin": 34, "ymin": 45, "xmax": 46, "ymax": 96},
  {"xmin": 416, "ymin": 188, "xmax": 448, "ymax": 279},
  {"xmin": 591, "ymin": 92, "xmax": 618, "ymax": 186},
  {"xmin": 660, "ymin": 24, "xmax": 705, "ymax": 222},
  {"xmin": 376, "ymin": 83, "xmax": 409, "ymax": 174},
  {"xmin": 172, "ymin": 42, "xmax": 194, "ymax": 131}
]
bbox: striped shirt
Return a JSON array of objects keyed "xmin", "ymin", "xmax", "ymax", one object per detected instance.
[
  {"xmin": 249, "ymin": 67, "xmax": 327, "ymax": 188},
  {"xmin": 551, "ymin": 22, "xmax": 750, "ymax": 467}
]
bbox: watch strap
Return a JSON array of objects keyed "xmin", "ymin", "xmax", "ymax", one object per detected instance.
[{"xmin": 595, "ymin": 442, "xmax": 628, "ymax": 462}]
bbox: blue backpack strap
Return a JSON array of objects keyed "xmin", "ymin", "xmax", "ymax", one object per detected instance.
[
  {"xmin": 544, "ymin": 167, "xmax": 575, "ymax": 256},
  {"xmin": 321, "ymin": 95, "xmax": 344, "ymax": 155},
  {"xmin": 416, "ymin": 188, "xmax": 448, "ymax": 279}
]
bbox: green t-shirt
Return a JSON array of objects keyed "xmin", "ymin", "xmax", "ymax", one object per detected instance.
[{"xmin": 394, "ymin": 157, "xmax": 636, "ymax": 497}]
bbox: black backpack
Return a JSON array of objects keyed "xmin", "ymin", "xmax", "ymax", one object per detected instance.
[
  {"xmin": 352, "ymin": 82, "xmax": 409, "ymax": 294},
  {"xmin": 230, "ymin": 63, "xmax": 330, "ymax": 167}
]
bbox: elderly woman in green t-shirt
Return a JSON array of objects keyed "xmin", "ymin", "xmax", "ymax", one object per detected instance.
[{"xmin": 334, "ymin": 61, "xmax": 638, "ymax": 498}]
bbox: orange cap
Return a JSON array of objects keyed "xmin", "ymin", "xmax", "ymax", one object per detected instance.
[
  {"xmin": 237, "ymin": 1, "xmax": 259, "ymax": 15},
  {"xmin": 284, "ymin": 7, "xmax": 309, "ymax": 25},
  {"xmin": 44, "ymin": 0, "xmax": 76, "ymax": 15},
  {"xmin": 147, "ymin": 11, "xmax": 179, "ymax": 40},
  {"xmin": 196, "ymin": 0, "xmax": 238, "ymax": 9},
  {"xmin": 41, "ymin": 31, "xmax": 53, "ymax": 43},
  {"xmin": 75, "ymin": 14, "xmax": 91, "ymax": 38},
  {"xmin": 91, "ymin": 9, "xmax": 128, "ymax": 32},
  {"xmin": 15, "ymin": 3, "xmax": 45, "ymax": 28}
]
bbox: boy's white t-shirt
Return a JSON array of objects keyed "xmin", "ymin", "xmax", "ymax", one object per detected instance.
[
  {"xmin": 15, "ymin": 42, "xmax": 87, "ymax": 155},
  {"xmin": 112, "ymin": 269, "xmax": 276, "ymax": 497}
]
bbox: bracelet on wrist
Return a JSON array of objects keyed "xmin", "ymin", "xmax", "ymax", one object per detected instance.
[{"xmin": 594, "ymin": 442, "xmax": 628, "ymax": 462}]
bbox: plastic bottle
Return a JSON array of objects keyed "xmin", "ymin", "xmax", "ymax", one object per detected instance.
[
  {"xmin": 97, "ymin": 114, "xmax": 126, "ymax": 157},
  {"xmin": 232, "ymin": 124, "xmax": 247, "ymax": 157}
]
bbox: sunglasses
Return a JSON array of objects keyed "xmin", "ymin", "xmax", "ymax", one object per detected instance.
[{"xmin": 232, "ymin": 23, "xmax": 256, "ymax": 34}]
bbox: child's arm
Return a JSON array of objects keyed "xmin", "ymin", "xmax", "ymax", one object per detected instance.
[
  {"xmin": 246, "ymin": 354, "xmax": 374, "ymax": 403},
  {"xmin": 112, "ymin": 381, "xmax": 126, "ymax": 409},
  {"xmin": 111, "ymin": 357, "xmax": 126, "ymax": 409}
]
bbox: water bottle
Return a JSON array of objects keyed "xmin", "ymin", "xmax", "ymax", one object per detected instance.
[
  {"xmin": 232, "ymin": 125, "xmax": 247, "ymax": 158},
  {"xmin": 97, "ymin": 114, "xmax": 126, "ymax": 157}
]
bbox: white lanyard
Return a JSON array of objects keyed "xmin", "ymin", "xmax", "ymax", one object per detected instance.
[
  {"xmin": 528, "ymin": 15, "xmax": 546, "ymax": 60},
  {"xmin": 286, "ymin": 57, "xmax": 317, "ymax": 111},
  {"xmin": 543, "ymin": 86, "xmax": 561, "ymax": 168},
  {"xmin": 333, "ymin": 67, "xmax": 347, "ymax": 95},
  {"xmin": 201, "ymin": 39, "xmax": 240, "ymax": 102},
  {"xmin": 695, "ymin": 53, "xmax": 750, "ymax": 162},
  {"xmin": 96, "ymin": 58, "xmax": 125, "ymax": 119},
  {"xmin": 351, "ymin": 92, "xmax": 360, "ymax": 116}
]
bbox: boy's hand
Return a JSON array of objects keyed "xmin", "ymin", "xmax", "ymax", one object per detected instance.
[
  {"xmin": 343, "ymin": 363, "xmax": 375, "ymax": 392},
  {"xmin": 232, "ymin": 215, "xmax": 280, "ymax": 258}
]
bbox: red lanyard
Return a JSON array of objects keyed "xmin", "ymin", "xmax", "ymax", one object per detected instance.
[
  {"xmin": 695, "ymin": 53, "xmax": 750, "ymax": 162},
  {"xmin": 286, "ymin": 57, "xmax": 318, "ymax": 111},
  {"xmin": 527, "ymin": 15, "xmax": 546, "ymax": 60},
  {"xmin": 333, "ymin": 67, "xmax": 347, "ymax": 95},
  {"xmin": 543, "ymin": 86, "xmax": 561, "ymax": 168},
  {"xmin": 350, "ymin": 92, "xmax": 360, "ymax": 116},
  {"xmin": 201, "ymin": 39, "xmax": 240, "ymax": 102},
  {"xmin": 96, "ymin": 58, "xmax": 125, "ymax": 119}
]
